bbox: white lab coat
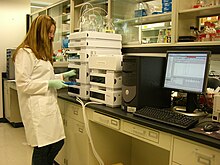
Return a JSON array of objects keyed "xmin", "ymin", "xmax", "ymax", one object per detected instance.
[{"xmin": 14, "ymin": 48, "xmax": 65, "ymax": 147}]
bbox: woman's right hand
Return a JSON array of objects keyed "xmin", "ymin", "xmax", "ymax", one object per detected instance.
[{"xmin": 48, "ymin": 80, "xmax": 68, "ymax": 89}]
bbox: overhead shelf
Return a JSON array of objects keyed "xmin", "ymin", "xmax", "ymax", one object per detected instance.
[
  {"xmin": 122, "ymin": 40, "xmax": 220, "ymax": 47},
  {"xmin": 123, "ymin": 42, "xmax": 173, "ymax": 48},
  {"xmin": 114, "ymin": 12, "xmax": 172, "ymax": 25},
  {"xmin": 179, "ymin": 5, "xmax": 220, "ymax": 18},
  {"xmin": 176, "ymin": 41, "xmax": 220, "ymax": 46},
  {"xmin": 142, "ymin": 26, "xmax": 171, "ymax": 32}
]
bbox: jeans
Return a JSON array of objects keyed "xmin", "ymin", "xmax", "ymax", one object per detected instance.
[{"xmin": 32, "ymin": 139, "xmax": 64, "ymax": 165}]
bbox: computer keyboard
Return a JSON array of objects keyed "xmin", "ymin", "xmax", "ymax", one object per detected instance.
[{"xmin": 133, "ymin": 106, "xmax": 199, "ymax": 129}]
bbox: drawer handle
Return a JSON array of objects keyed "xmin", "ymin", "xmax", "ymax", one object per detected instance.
[
  {"xmin": 133, "ymin": 128, "xmax": 145, "ymax": 136},
  {"xmin": 78, "ymin": 127, "xmax": 83, "ymax": 133},
  {"xmin": 148, "ymin": 131, "xmax": 158, "ymax": 139},
  {"xmin": 194, "ymin": 149, "xmax": 215, "ymax": 165},
  {"xmin": 73, "ymin": 110, "xmax": 78, "ymax": 115},
  {"xmin": 197, "ymin": 156, "xmax": 211, "ymax": 165},
  {"xmin": 111, "ymin": 120, "xmax": 118, "ymax": 126}
]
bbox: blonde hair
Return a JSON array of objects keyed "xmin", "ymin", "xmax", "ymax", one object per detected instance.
[{"xmin": 13, "ymin": 15, "xmax": 56, "ymax": 63}]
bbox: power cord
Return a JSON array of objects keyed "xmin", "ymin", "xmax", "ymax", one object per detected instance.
[{"xmin": 76, "ymin": 97, "xmax": 104, "ymax": 165}]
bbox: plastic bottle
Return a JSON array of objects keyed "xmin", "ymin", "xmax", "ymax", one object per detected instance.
[
  {"xmin": 157, "ymin": 29, "xmax": 164, "ymax": 43},
  {"xmin": 193, "ymin": 0, "xmax": 203, "ymax": 8},
  {"xmin": 194, "ymin": 27, "xmax": 200, "ymax": 41},
  {"xmin": 96, "ymin": 15, "xmax": 105, "ymax": 32},
  {"xmin": 88, "ymin": 14, "xmax": 97, "ymax": 31},
  {"xmin": 202, "ymin": 21, "xmax": 211, "ymax": 41},
  {"xmin": 164, "ymin": 29, "xmax": 171, "ymax": 43},
  {"xmin": 62, "ymin": 49, "xmax": 68, "ymax": 61},
  {"xmin": 215, "ymin": 0, "xmax": 220, "ymax": 5},
  {"xmin": 209, "ymin": 23, "xmax": 216, "ymax": 41},
  {"xmin": 62, "ymin": 37, "xmax": 69, "ymax": 48},
  {"xmin": 204, "ymin": 0, "xmax": 214, "ymax": 6},
  {"xmin": 80, "ymin": 15, "xmax": 90, "ymax": 31},
  {"xmin": 56, "ymin": 49, "xmax": 63, "ymax": 61},
  {"xmin": 199, "ymin": 26, "xmax": 205, "ymax": 42},
  {"xmin": 105, "ymin": 18, "xmax": 115, "ymax": 33},
  {"xmin": 215, "ymin": 16, "xmax": 220, "ymax": 41},
  {"xmin": 190, "ymin": 26, "xmax": 195, "ymax": 37}
]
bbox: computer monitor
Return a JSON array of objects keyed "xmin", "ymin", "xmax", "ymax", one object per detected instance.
[{"xmin": 163, "ymin": 50, "xmax": 211, "ymax": 113}]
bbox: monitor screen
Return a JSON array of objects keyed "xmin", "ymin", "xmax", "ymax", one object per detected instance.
[
  {"xmin": 163, "ymin": 51, "xmax": 211, "ymax": 113},
  {"xmin": 164, "ymin": 51, "xmax": 210, "ymax": 93}
]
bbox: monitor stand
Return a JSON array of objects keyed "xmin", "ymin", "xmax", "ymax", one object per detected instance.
[{"xmin": 173, "ymin": 93, "xmax": 207, "ymax": 117}]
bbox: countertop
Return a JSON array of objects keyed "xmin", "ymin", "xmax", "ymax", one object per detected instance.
[{"xmin": 58, "ymin": 92, "xmax": 220, "ymax": 150}]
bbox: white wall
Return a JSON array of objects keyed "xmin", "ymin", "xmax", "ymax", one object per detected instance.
[{"xmin": 0, "ymin": 0, "xmax": 30, "ymax": 118}]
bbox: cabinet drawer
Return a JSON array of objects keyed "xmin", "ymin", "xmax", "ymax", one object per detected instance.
[
  {"xmin": 68, "ymin": 118, "xmax": 86, "ymax": 134},
  {"xmin": 92, "ymin": 112, "xmax": 120, "ymax": 130},
  {"xmin": 66, "ymin": 102, "xmax": 84, "ymax": 123},
  {"xmin": 172, "ymin": 137, "xmax": 220, "ymax": 165},
  {"xmin": 122, "ymin": 121, "xmax": 172, "ymax": 150},
  {"xmin": 123, "ymin": 121, "xmax": 159, "ymax": 143}
]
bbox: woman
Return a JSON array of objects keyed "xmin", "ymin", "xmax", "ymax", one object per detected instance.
[{"xmin": 12, "ymin": 15, "xmax": 75, "ymax": 165}]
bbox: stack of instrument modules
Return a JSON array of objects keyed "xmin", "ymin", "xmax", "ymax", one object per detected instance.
[
  {"xmin": 67, "ymin": 31, "xmax": 122, "ymax": 107},
  {"xmin": 67, "ymin": 32, "xmax": 90, "ymax": 100},
  {"xmin": 89, "ymin": 54, "xmax": 123, "ymax": 107}
]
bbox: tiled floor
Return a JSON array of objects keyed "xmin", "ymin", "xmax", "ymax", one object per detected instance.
[{"xmin": 0, "ymin": 123, "xmax": 33, "ymax": 165}]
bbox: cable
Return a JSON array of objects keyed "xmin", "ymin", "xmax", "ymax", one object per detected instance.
[
  {"xmin": 78, "ymin": 4, "xmax": 108, "ymax": 32},
  {"xmin": 76, "ymin": 97, "xmax": 104, "ymax": 165},
  {"xmin": 80, "ymin": 2, "xmax": 94, "ymax": 19},
  {"xmin": 78, "ymin": 3, "xmax": 93, "ymax": 31},
  {"xmin": 82, "ymin": 7, "xmax": 108, "ymax": 16}
]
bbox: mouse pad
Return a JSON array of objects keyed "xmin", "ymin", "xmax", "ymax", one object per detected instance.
[{"xmin": 189, "ymin": 125, "xmax": 220, "ymax": 140}]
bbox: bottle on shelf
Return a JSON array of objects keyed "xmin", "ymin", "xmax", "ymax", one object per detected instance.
[
  {"xmin": 194, "ymin": 27, "xmax": 200, "ymax": 41},
  {"xmin": 203, "ymin": 0, "xmax": 214, "ymax": 6},
  {"xmin": 97, "ymin": 16, "xmax": 105, "ymax": 32},
  {"xmin": 162, "ymin": 0, "xmax": 172, "ymax": 13},
  {"xmin": 209, "ymin": 22, "xmax": 216, "ymax": 41},
  {"xmin": 157, "ymin": 29, "xmax": 164, "ymax": 43},
  {"xmin": 105, "ymin": 18, "xmax": 115, "ymax": 33},
  {"xmin": 80, "ymin": 15, "xmax": 90, "ymax": 31},
  {"xmin": 164, "ymin": 29, "xmax": 171, "ymax": 43},
  {"xmin": 200, "ymin": 21, "xmax": 211, "ymax": 42},
  {"xmin": 215, "ymin": 16, "xmax": 220, "ymax": 41},
  {"xmin": 135, "ymin": 2, "xmax": 148, "ymax": 17},
  {"xmin": 193, "ymin": 0, "xmax": 215, "ymax": 8},
  {"xmin": 88, "ymin": 14, "xmax": 98, "ymax": 31},
  {"xmin": 56, "ymin": 49, "xmax": 64, "ymax": 62},
  {"xmin": 62, "ymin": 37, "xmax": 69, "ymax": 48},
  {"xmin": 193, "ymin": 0, "xmax": 203, "ymax": 8},
  {"xmin": 188, "ymin": 26, "xmax": 197, "ymax": 41},
  {"xmin": 215, "ymin": 0, "xmax": 220, "ymax": 5},
  {"xmin": 190, "ymin": 26, "xmax": 196, "ymax": 37}
]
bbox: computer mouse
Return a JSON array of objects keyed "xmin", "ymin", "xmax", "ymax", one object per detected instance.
[{"xmin": 203, "ymin": 123, "xmax": 220, "ymax": 132}]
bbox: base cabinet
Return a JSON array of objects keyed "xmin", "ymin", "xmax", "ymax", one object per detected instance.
[
  {"xmin": 65, "ymin": 117, "xmax": 97, "ymax": 165},
  {"xmin": 57, "ymin": 98, "xmax": 220, "ymax": 165},
  {"xmin": 56, "ymin": 100, "xmax": 97, "ymax": 165},
  {"xmin": 4, "ymin": 80, "xmax": 22, "ymax": 126},
  {"xmin": 89, "ymin": 112, "xmax": 170, "ymax": 165},
  {"xmin": 172, "ymin": 137, "xmax": 220, "ymax": 165}
]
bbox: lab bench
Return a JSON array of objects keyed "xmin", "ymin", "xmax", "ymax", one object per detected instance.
[
  {"xmin": 2, "ymin": 79, "xmax": 22, "ymax": 127},
  {"xmin": 57, "ymin": 92, "xmax": 220, "ymax": 165}
]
